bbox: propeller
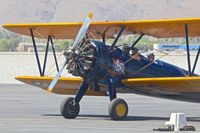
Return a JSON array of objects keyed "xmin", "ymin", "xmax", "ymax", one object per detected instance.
[
  {"xmin": 47, "ymin": 13, "xmax": 93, "ymax": 92},
  {"xmin": 71, "ymin": 13, "xmax": 93, "ymax": 51},
  {"xmin": 66, "ymin": 40, "xmax": 96, "ymax": 77}
]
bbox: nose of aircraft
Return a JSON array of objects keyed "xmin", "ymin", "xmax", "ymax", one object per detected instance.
[{"xmin": 64, "ymin": 40, "xmax": 97, "ymax": 77}]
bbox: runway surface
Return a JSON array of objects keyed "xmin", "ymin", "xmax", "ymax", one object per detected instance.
[{"xmin": 0, "ymin": 84, "xmax": 200, "ymax": 133}]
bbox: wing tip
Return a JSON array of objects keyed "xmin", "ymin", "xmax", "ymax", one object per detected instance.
[{"xmin": 87, "ymin": 13, "xmax": 93, "ymax": 19}]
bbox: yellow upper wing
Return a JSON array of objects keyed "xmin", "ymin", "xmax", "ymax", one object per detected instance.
[
  {"xmin": 122, "ymin": 76, "xmax": 200, "ymax": 94},
  {"xmin": 3, "ymin": 18, "xmax": 200, "ymax": 39}
]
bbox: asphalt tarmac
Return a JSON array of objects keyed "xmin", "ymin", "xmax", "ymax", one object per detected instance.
[{"xmin": 0, "ymin": 84, "xmax": 200, "ymax": 133}]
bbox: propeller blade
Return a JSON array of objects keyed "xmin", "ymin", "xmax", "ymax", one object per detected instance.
[
  {"xmin": 71, "ymin": 13, "xmax": 93, "ymax": 51},
  {"xmin": 48, "ymin": 13, "xmax": 93, "ymax": 92},
  {"xmin": 47, "ymin": 60, "xmax": 68, "ymax": 92}
]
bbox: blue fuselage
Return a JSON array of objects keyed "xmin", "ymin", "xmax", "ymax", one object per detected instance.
[
  {"xmin": 83, "ymin": 40, "xmax": 200, "ymax": 103},
  {"xmin": 87, "ymin": 40, "xmax": 194, "ymax": 82}
]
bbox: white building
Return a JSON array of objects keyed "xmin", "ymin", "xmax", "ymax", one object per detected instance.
[
  {"xmin": 154, "ymin": 44, "xmax": 199, "ymax": 51},
  {"xmin": 17, "ymin": 42, "xmax": 46, "ymax": 52}
]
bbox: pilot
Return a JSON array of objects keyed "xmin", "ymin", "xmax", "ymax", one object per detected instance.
[
  {"xmin": 147, "ymin": 53, "xmax": 155, "ymax": 62},
  {"xmin": 131, "ymin": 47, "xmax": 141, "ymax": 61}
]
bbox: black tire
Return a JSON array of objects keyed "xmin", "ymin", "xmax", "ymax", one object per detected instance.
[
  {"xmin": 108, "ymin": 98, "xmax": 128, "ymax": 120},
  {"xmin": 60, "ymin": 97, "xmax": 80, "ymax": 119}
]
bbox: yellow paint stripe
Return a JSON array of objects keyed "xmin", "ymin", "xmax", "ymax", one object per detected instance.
[
  {"xmin": 15, "ymin": 76, "xmax": 82, "ymax": 82},
  {"xmin": 122, "ymin": 76, "xmax": 200, "ymax": 84},
  {"xmin": 3, "ymin": 17, "xmax": 200, "ymax": 27}
]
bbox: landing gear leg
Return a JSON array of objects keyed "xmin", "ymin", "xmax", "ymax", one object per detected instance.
[
  {"xmin": 107, "ymin": 75, "xmax": 117, "ymax": 101},
  {"xmin": 107, "ymin": 76, "xmax": 128, "ymax": 120},
  {"xmin": 60, "ymin": 79, "xmax": 89, "ymax": 119}
]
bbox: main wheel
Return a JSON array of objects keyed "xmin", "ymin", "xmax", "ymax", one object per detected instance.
[
  {"xmin": 108, "ymin": 98, "xmax": 128, "ymax": 120},
  {"xmin": 60, "ymin": 97, "xmax": 80, "ymax": 119}
]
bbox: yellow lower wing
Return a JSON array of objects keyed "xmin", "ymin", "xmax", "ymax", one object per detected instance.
[
  {"xmin": 122, "ymin": 76, "xmax": 200, "ymax": 94},
  {"xmin": 16, "ymin": 76, "xmax": 200, "ymax": 96},
  {"xmin": 15, "ymin": 76, "xmax": 107, "ymax": 96}
]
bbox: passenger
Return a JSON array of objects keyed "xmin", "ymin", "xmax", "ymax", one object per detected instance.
[
  {"xmin": 131, "ymin": 47, "xmax": 141, "ymax": 61},
  {"xmin": 147, "ymin": 53, "xmax": 155, "ymax": 62},
  {"xmin": 122, "ymin": 45, "xmax": 130, "ymax": 56},
  {"xmin": 112, "ymin": 58, "xmax": 125, "ymax": 75}
]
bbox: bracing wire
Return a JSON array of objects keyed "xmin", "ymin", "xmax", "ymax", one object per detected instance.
[{"xmin": 32, "ymin": 30, "xmax": 68, "ymax": 76}]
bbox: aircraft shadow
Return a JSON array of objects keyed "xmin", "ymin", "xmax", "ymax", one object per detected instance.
[{"xmin": 42, "ymin": 114, "xmax": 200, "ymax": 122}]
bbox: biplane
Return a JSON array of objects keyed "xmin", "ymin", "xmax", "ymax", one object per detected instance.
[{"xmin": 3, "ymin": 14, "xmax": 200, "ymax": 120}]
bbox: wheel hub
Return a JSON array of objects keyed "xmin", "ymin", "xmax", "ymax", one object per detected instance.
[
  {"xmin": 67, "ymin": 101, "xmax": 78, "ymax": 114},
  {"xmin": 116, "ymin": 103, "xmax": 126, "ymax": 117}
]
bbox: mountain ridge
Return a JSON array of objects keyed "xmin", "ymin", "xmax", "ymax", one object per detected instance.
[{"xmin": 0, "ymin": 0, "xmax": 200, "ymax": 24}]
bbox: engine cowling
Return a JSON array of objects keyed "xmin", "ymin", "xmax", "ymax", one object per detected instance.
[{"xmin": 64, "ymin": 40, "xmax": 97, "ymax": 77}]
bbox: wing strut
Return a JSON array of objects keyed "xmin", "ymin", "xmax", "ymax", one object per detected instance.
[
  {"xmin": 192, "ymin": 45, "xmax": 200, "ymax": 73},
  {"xmin": 129, "ymin": 34, "xmax": 144, "ymax": 51},
  {"xmin": 184, "ymin": 24, "xmax": 192, "ymax": 76},
  {"xmin": 29, "ymin": 28, "xmax": 59, "ymax": 76},
  {"xmin": 43, "ymin": 36, "xmax": 59, "ymax": 75},
  {"xmin": 43, "ymin": 36, "xmax": 50, "ymax": 75},
  {"xmin": 49, "ymin": 36, "xmax": 59, "ymax": 73},
  {"xmin": 110, "ymin": 26, "xmax": 125, "ymax": 51},
  {"xmin": 30, "ymin": 28, "xmax": 43, "ymax": 76},
  {"xmin": 102, "ymin": 34, "xmax": 106, "ymax": 45}
]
